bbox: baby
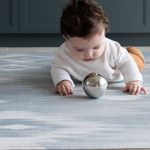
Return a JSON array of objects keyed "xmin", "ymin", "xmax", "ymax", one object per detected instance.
[{"xmin": 50, "ymin": 0, "xmax": 147, "ymax": 96}]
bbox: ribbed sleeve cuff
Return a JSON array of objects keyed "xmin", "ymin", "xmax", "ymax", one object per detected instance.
[{"xmin": 124, "ymin": 72, "xmax": 143, "ymax": 84}]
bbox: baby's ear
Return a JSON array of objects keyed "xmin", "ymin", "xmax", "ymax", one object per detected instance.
[
  {"xmin": 63, "ymin": 35, "xmax": 69, "ymax": 41},
  {"xmin": 63, "ymin": 35, "xmax": 67, "ymax": 40}
]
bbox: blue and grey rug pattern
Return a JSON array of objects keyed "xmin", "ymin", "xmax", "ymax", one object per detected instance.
[{"xmin": 0, "ymin": 50, "xmax": 150, "ymax": 149}]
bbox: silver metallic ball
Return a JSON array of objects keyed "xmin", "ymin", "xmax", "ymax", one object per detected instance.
[{"xmin": 82, "ymin": 73, "xmax": 108, "ymax": 99}]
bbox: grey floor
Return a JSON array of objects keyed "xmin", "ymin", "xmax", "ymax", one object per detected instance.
[{"xmin": 0, "ymin": 47, "xmax": 150, "ymax": 149}]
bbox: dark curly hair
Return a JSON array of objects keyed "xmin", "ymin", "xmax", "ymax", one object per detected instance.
[{"xmin": 60, "ymin": 0, "xmax": 110, "ymax": 39}]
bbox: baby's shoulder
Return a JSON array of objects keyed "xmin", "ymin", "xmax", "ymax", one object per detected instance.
[
  {"xmin": 53, "ymin": 42, "xmax": 71, "ymax": 64},
  {"xmin": 105, "ymin": 38, "xmax": 121, "ymax": 51},
  {"xmin": 54, "ymin": 42, "xmax": 69, "ymax": 58},
  {"xmin": 55, "ymin": 42, "xmax": 67, "ymax": 54},
  {"xmin": 105, "ymin": 38, "xmax": 126, "ymax": 54},
  {"xmin": 105, "ymin": 38, "xmax": 128, "ymax": 61}
]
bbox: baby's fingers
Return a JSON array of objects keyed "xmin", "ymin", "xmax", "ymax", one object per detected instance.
[
  {"xmin": 60, "ymin": 85, "xmax": 73, "ymax": 96},
  {"xmin": 135, "ymin": 86, "xmax": 147, "ymax": 95},
  {"xmin": 61, "ymin": 85, "xmax": 69, "ymax": 95},
  {"xmin": 135, "ymin": 86, "xmax": 140, "ymax": 95},
  {"xmin": 56, "ymin": 85, "xmax": 64, "ymax": 95},
  {"xmin": 129, "ymin": 85, "xmax": 134, "ymax": 94},
  {"xmin": 123, "ymin": 86, "xmax": 129, "ymax": 92},
  {"xmin": 133, "ymin": 85, "xmax": 138, "ymax": 95},
  {"xmin": 55, "ymin": 84, "xmax": 73, "ymax": 96},
  {"xmin": 140, "ymin": 87, "xmax": 147, "ymax": 94},
  {"xmin": 69, "ymin": 85, "xmax": 74, "ymax": 94},
  {"xmin": 65, "ymin": 85, "xmax": 74, "ymax": 95}
]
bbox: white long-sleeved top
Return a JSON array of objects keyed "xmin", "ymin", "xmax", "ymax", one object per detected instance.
[{"xmin": 50, "ymin": 38, "xmax": 143, "ymax": 87}]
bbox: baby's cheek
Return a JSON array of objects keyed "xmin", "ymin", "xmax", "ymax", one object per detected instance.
[
  {"xmin": 76, "ymin": 54, "xmax": 83, "ymax": 60},
  {"xmin": 97, "ymin": 49, "xmax": 104, "ymax": 57},
  {"xmin": 94, "ymin": 51, "xmax": 100, "ymax": 58},
  {"xmin": 71, "ymin": 52, "xmax": 82, "ymax": 60}
]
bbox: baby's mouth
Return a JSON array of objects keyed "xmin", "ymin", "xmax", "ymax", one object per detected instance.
[{"xmin": 83, "ymin": 58, "xmax": 93, "ymax": 61}]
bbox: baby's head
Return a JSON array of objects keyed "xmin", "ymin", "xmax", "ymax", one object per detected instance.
[
  {"xmin": 60, "ymin": 0, "xmax": 110, "ymax": 62},
  {"xmin": 60, "ymin": 0, "xmax": 109, "ymax": 40}
]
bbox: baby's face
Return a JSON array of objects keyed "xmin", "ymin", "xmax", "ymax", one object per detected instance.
[{"xmin": 66, "ymin": 29, "xmax": 106, "ymax": 62}]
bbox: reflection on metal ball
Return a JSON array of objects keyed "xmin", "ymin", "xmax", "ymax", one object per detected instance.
[{"xmin": 82, "ymin": 72, "xmax": 108, "ymax": 99}]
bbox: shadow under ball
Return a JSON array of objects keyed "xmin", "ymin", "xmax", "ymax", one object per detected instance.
[{"xmin": 82, "ymin": 73, "xmax": 108, "ymax": 99}]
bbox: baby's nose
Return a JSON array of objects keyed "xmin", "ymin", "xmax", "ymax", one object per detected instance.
[{"xmin": 85, "ymin": 51, "xmax": 93, "ymax": 58}]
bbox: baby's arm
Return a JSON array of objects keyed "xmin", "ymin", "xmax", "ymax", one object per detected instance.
[
  {"xmin": 55, "ymin": 80, "xmax": 74, "ymax": 96},
  {"xmin": 123, "ymin": 81, "xmax": 147, "ymax": 95},
  {"xmin": 50, "ymin": 62, "xmax": 75, "ymax": 96},
  {"xmin": 113, "ymin": 46, "xmax": 146, "ymax": 95}
]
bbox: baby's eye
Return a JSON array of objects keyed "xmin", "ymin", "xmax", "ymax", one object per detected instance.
[
  {"xmin": 76, "ymin": 49, "xmax": 83, "ymax": 52},
  {"xmin": 93, "ymin": 47, "xmax": 100, "ymax": 49}
]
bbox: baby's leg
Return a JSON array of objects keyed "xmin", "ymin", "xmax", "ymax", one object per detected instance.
[{"xmin": 127, "ymin": 47, "xmax": 145, "ymax": 72}]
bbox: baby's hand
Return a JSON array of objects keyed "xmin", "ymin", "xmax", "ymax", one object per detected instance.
[
  {"xmin": 55, "ymin": 80, "xmax": 74, "ymax": 96},
  {"xmin": 123, "ymin": 81, "xmax": 147, "ymax": 95}
]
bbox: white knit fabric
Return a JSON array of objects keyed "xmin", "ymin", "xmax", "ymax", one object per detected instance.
[{"xmin": 50, "ymin": 38, "xmax": 143, "ymax": 87}]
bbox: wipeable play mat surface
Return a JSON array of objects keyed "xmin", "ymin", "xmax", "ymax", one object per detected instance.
[{"xmin": 0, "ymin": 49, "xmax": 150, "ymax": 149}]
